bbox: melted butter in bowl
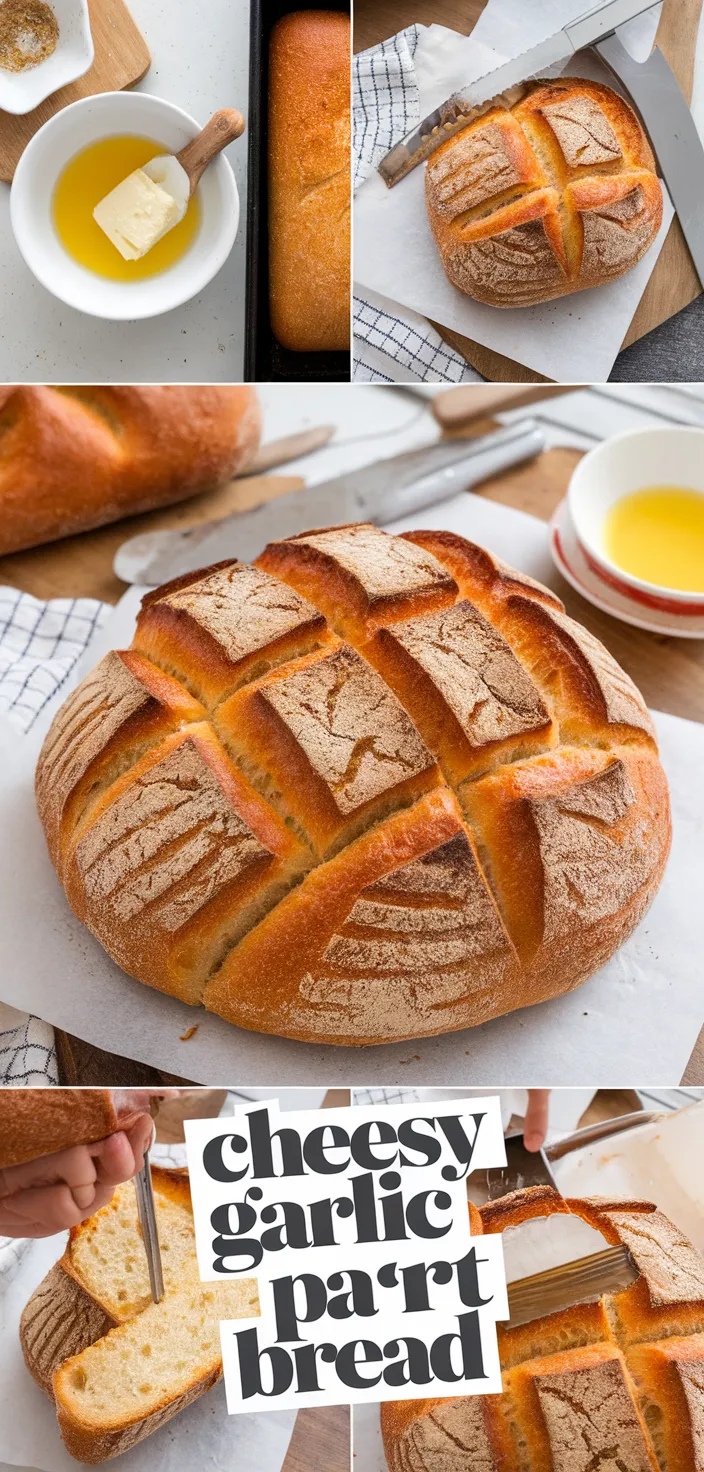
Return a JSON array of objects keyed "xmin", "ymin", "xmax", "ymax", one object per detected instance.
[
  {"xmin": 604, "ymin": 486, "xmax": 704, "ymax": 595},
  {"xmin": 52, "ymin": 134, "xmax": 201, "ymax": 282}
]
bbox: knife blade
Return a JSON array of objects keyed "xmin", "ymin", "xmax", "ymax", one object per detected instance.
[
  {"xmin": 596, "ymin": 34, "xmax": 704, "ymax": 287},
  {"xmin": 133, "ymin": 1140, "xmax": 164, "ymax": 1305},
  {"xmin": 378, "ymin": 0, "xmax": 658, "ymax": 185},
  {"xmin": 114, "ymin": 418, "xmax": 546, "ymax": 586},
  {"xmin": 506, "ymin": 1245, "xmax": 638, "ymax": 1327}
]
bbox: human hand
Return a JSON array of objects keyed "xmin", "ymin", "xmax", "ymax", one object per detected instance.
[
  {"xmin": 0, "ymin": 1114, "xmax": 154, "ymax": 1239},
  {"xmin": 523, "ymin": 1090, "xmax": 551, "ymax": 1152}
]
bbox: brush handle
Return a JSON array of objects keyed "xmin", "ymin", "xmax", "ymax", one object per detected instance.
[{"xmin": 176, "ymin": 109, "xmax": 246, "ymax": 194}]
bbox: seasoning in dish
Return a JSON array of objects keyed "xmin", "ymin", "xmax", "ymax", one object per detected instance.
[{"xmin": 0, "ymin": 0, "xmax": 59, "ymax": 72}]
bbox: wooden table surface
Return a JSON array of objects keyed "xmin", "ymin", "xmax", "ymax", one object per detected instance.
[
  {"xmin": 354, "ymin": 0, "xmax": 486, "ymax": 49},
  {"xmin": 283, "ymin": 1406, "xmax": 349, "ymax": 1472},
  {"xmin": 7, "ymin": 433, "xmax": 701, "ymax": 1088}
]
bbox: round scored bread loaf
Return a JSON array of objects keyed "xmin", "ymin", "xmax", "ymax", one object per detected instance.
[
  {"xmin": 0, "ymin": 385, "xmax": 261, "ymax": 556},
  {"xmin": 425, "ymin": 77, "xmax": 663, "ymax": 307},
  {"xmin": 381, "ymin": 1185, "xmax": 704, "ymax": 1472},
  {"xmin": 35, "ymin": 522, "xmax": 670, "ymax": 1046}
]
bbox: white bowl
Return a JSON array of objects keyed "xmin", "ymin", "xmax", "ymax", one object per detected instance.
[
  {"xmin": 567, "ymin": 426, "xmax": 704, "ymax": 606},
  {"xmin": 0, "ymin": 0, "xmax": 93, "ymax": 115},
  {"xmin": 10, "ymin": 91, "xmax": 239, "ymax": 319}
]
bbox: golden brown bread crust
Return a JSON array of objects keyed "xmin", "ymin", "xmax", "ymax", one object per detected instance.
[
  {"xmin": 425, "ymin": 77, "xmax": 663, "ymax": 307},
  {"xmin": 20, "ymin": 1264, "xmax": 113, "ymax": 1397},
  {"xmin": 382, "ymin": 1186, "xmax": 704, "ymax": 1472},
  {"xmin": 268, "ymin": 11, "xmax": 350, "ymax": 352},
  {"xmin": 0, "ymin": 1088, "xmax": 146, "ymax": 1170},
  {"xmin": 0, "ymin": 385, "xmax": 261, "ymax": 555},
  {"xmin": 35, "ymin": 524, "xmax": 671, "ymax": 1045}
]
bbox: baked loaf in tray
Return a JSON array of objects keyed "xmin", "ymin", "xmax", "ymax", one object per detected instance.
[
  {"xmin": 20, "ymin": 1167, "xmax": 258, "ymax": 1463},
  {"xmin": 35, "ymin": 523, "xmax": 670, "ymax": 1046},
  {"xmin": 268, "ymin": 10, "xmax": 351, "ymax": 352},
  {"xmin": 0, "ymin": 385, "xmax": 261, "ymax": 555},
  {"xmin": 426, "ymin": 78, "xmax": 663, "ymax": 307},
  {"xmin": 382, "ymin": 1184, "xmax": 704, "ymax": 1472},
  {"xmin": 0, "ymin": 1087, "xmax": 151, "ymax": 1170}
]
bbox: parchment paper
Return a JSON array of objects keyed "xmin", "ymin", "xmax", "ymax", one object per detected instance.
[
  {"xmin": 354, "ymin": 0, "xmax": 680, "ymax": 381},
  {"xmin": 0, "ymin": 1232, "xmax": 295, "ymax": 1472},
  {"xmin": 0, "ymin": 495, "xmax": 702, "ymax": 1087},
  {"xmin": 354, "ymin": 1101, "xmax": 704, "ymax": 1472}
]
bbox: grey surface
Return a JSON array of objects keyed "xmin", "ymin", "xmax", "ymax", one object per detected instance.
[{"xmin": 611, "ymin": 294, "xmax": 704, "ymax": 380}]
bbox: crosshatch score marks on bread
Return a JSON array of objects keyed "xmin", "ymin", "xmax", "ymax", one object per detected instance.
[
  {"xmin": 382, "ymin": 1185, "xmax": 704, "ymax": 1472},
  {"xmin": 425, "ymin": 78, "xmax": 663, "ymax": 307},
  {"xmin": 36, "ymin": 523, "xmax": 671, "ymax": 1045}
]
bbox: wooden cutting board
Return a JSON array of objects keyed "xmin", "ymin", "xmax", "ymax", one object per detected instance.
[
  {"xmin": 11, "ymin": 437, "xmax": 698, "ymax": 1087},
  {"xmin": 354, "ymin": 0, "xmax": 704, "ymax": 384},
  {"xmin": 0, "ymin": 0, "xmax": 151, "ymax": 183}
]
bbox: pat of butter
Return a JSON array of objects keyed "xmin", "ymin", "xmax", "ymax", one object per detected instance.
[{"xmin": 93, "ymin": 168, "xmax": 184, "ymax": 262}]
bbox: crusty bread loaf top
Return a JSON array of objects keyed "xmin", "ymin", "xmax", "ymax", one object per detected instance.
[
  {"xmin": 382, "ymin": 1185, "xmax": 704, "ymax": 1472},
  {"xmin": 0, "ymin": 385, "xmax": 260, "ymax": 556},
  {"xmin": 268, "ymin": 10, "xmax": 351, "ymax": 352},
  {"xmin": 425, "ymin": 77, "xmax": 663, "ymax": 307},
  {"xmin": 35, "ymin": 523, "xmax": 670, "ymax": 1047}
]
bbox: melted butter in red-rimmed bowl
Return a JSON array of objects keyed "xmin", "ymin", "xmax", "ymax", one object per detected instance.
[{"xmin": 566, "ymin": 427, "xmax": 704, "ymax": 618}]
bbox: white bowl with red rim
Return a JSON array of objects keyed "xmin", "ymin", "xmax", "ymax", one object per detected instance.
[{"xmin": 566, "ymin": 426, "xmax": 704, "ymax": 618}]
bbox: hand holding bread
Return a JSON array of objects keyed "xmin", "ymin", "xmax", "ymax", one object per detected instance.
[{"xmin": 0, "ymin": 1121, "xmax": 153, "ymax": 1238}]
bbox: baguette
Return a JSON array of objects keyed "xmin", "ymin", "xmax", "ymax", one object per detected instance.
[
  {"xmin": 20, "ymin": 1167, "xmax": 258, "ymax": 1464},
  {"xmin": 35, "ymin": 523, "xmax": 670, "ymax": 1046},
  {"xmin": 0, "ymin": 385, "xmax": 260, "ymax": 555},
  {"xmin": 268, "ymin": 10, "xmax": 350, "ymax": 352},
  {"xmin": 426, "ymin": 77, "xmax": 663, "ymax": 307},
  {"xmin": 382, "ymin": 1186, "xmax": 704, "ymax": 1472}
]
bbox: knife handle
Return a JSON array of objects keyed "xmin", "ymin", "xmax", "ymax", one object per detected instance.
[{"xmin": 433, "ymin": 384, "xmax": 582, "ymax": 432}]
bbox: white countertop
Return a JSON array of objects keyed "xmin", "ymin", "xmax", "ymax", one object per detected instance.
[{"xmin": 0, "ymin": 0, "xmax": 251, "ymax": 383}]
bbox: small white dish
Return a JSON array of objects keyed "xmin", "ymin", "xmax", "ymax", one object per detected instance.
[
  {"xmin": 0, "ymin": 0, "xmax": 93, "ymax": 115},
  {"xmin": 550, "ymin": 495, "xmax": 704, "ymax": 640},
  {"xmin": 567, "ymin": 425, "xmax": 704, "ymax": 606},
  {"xmin": 10, "ymin": 91, "xmax": 239, "ymax": 320}
]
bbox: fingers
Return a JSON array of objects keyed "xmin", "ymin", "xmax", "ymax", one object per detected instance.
[
  {"xmin": 92, "ymin": 1115, "xmax": 153, "ymax": 1186},
  {"xmin": 523, "ymin": 1089, "xmax": 551, "ymax": 1152},
  {"xmin": 0, "ymin": 1119, "xmax": 156, "ymax": 1240},
  {"xmin": 0, "ymin": 1179, "xmax": 115, "ymax": 1236}
]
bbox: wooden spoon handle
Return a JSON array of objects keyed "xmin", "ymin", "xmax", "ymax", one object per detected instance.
[{"xmin": 176, "ymin": 109, "xmax": 246, "ymax": 193}]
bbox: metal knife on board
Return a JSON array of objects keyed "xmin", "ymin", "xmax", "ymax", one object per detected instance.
[
  {"xmin": 133, "ymin": 1136, "xmax": 164, "ymax": 1304},
  {"xmin": 507, "ymin": 1245, "xmax": 638, "ymax": 1327},
  {"xmin": 114, "ymin": 418, "xmax": 546, "ymax": 586},
  {"xmin": 378, "ymin": 0, "xmax": 704, "ymax": 288}
]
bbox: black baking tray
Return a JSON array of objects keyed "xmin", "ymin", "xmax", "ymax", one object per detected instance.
[{"xmin": 245, "ymin": 0, "xmax": 351, "ymax": 382}]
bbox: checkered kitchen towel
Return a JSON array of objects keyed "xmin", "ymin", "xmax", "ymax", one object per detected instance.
[
  {"xmin": 0, "ymin": 587, "xmax": 109, "ymax": 1087},
  {"xmin": 353, "ymin": 27, "xmax": 482, "ymax": 386}
]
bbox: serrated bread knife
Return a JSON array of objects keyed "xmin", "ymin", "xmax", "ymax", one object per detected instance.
[
  {"xmin": 507, "ymin": 1246, "xmax": 638, "ymax": 1327},
  {"xmin": 133, "ymin": 1134, "xmax": 164, "ymax": 1305},
  {"xmin": 114, "ymin": 418, "xmax": 545, "ymax": 585},
  {"xmin": 378, "ymin": 0, "xmax": 704, "ymax": 287}
]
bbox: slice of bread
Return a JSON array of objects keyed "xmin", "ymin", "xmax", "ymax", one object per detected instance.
[
  {"xmin": 63, "ymin": 1169, "xmax": 199, "ymax": 1321},
  {"xmin": 20, "ymin": 1167, "xmax": 258, "ymax": 1464},
  {"xmin": 54, "ymin": 1278, "xmax": 258, "ymax": 1464}
]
